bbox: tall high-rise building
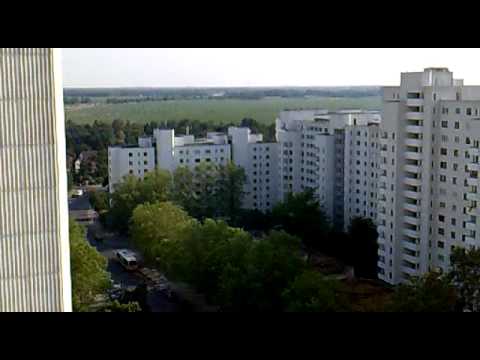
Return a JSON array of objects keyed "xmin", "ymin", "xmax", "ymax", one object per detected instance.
[
  {"xmin": 378, "ymin": 68, "xmax": 480, "ymax": 285},
  {"xmin": 0, "ymin": 48, "xmax": 71, "ymax": 311},
  {"xmin": 275, "ymin": 109, "xmax": 381, "ymax": 230}
]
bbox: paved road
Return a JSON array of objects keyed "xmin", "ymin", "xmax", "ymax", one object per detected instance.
[{"xmin": 71, "ymin": 193, "xmax": 182, "ymax": 312}]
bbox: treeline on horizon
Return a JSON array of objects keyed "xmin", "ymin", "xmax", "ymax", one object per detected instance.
[{"xmin": 64, "ymin": 86, "xmax": 381, "ymax": 101}]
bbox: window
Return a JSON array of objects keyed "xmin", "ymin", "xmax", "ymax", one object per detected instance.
[
  {"xmin": 438, "ymin": 215, "xmax": 445, "ymax": 222},
  {"xmin": 467, "ymin": 108, "xmax": 472, "ymax": 116},
  {"xmin": 440, "ymin": 148, "xmax": 447, "ymax": 156},
  {"xmin": 441, "ymin": 121, "xmax": 448, "ymax": 128},
  {"xmin": 456, "ymin": 108, "xmax": 461, "ymax": 114},
  {"xmin": 455, "ymin": 122, "xmax": 460, "ymax": 129}
]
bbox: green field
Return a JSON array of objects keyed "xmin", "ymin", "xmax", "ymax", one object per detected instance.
[{"xmin": 65, "ymin": 96, "xmax": 381, "ymax": 125}]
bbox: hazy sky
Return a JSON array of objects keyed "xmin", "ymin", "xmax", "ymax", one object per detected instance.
[{"xmin": 62, "ymin": 48, "xmax": 480, "ymax": 88}]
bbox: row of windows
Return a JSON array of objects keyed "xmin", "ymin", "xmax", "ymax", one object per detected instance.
[
  {"xmin": 178, "ymin": 148, "xmax": 225, "ymax": 155},
  {"xmin": 440, "ymin": 107, "xmax": 478, "ymax": 116}
]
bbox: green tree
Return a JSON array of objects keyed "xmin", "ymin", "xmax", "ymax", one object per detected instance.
[
  {"xmin": 271, "ymin": 189, "xmax": 331, "ymax": 255},
  {"xmin": 448, "ymin": 247, "xmax": 480, "ymax": 312},
  {"xmin": 108, "ymin": 169, "xmax": 171, "ymax": 233},
  {"xmin": 131, "ymin": 201, "xmax": 194, "ymax": 262},
  {"xmin": 69, "ymin": 220, "xmax": 111, "ymax": 311},
  {"xmin": 190, "ymin": 163, "xmax": 218, "ymax": 219},
  {"xmin": 218, "ymin": 230, "xmax": 306, "ymax": 312},
  {"xmin": 215, "ymin": 162, "xmax": 246, "ymax": 222},
  {"xmin": 282, "ymin": 270, "xmax": 348, "ymax": 312},
  {"xmin": 171, "ymin": 166, "xmax": 196, "ymax": 214},
  {"xmin": 99, "ymin": 300, "xmax": 141, "ymax": 312},
  {"xmin": 89, "ymin": 190, "xmax": 109, "ymax": 213},
  {"xmin": 388, "ymin": 272, "xmax": 457, "ymax": 312},
  {"xmin": 347, "ymin": 217, "xmax": 379, "ymax": 278}
]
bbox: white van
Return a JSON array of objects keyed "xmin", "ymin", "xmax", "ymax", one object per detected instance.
[{"xmin": 116, "ymin": 249, "xmax": 139, "ymax": 271}]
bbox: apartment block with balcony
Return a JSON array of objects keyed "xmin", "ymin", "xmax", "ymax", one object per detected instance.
[
  {"xmin": 379, "ymin": 67, "xmax": 480, "ymax": 285},
  {"xmin": 228, "ymin": 127, "xmax": 280, "ymax": 212},
  {"xmin": 275, "ymin": 109, "xmax": 381, "ymax": 230}
]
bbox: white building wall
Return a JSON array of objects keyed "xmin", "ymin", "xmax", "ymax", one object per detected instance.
[
  {"xmin": 276, "ymin": 109, "xmax": 380, "ymax": 230},
  {"xmin": 228, "ymin": 127, "xmax": 279, "ymax": 212},
  {"xmin": 379, "ymin": 68, "xmax": 480, "ymax": 285},
  {"xmin": 108, "ymin": 144, "xmax": 155, "ymax": 193},
  {"xmin": 0, "ymin": 48, "xmax": 71, "ymax": 312}
]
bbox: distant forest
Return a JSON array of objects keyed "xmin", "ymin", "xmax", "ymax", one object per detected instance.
[{"xmin": 64, "ymin": 86, "xmax": 381, "ymax": 103}]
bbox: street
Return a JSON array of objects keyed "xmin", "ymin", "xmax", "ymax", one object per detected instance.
[{"xmin": 69, "ymin": 193, "xmax": 183, "ymax": 312}]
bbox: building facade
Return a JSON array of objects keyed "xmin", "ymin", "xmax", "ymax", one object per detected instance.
[
  {"xmin": 0, "ymin": 48, "xmax": 72, "ymax": 311},
  {"xmin": 108, "ymin": 111, "xmax": 381, "ymax": 230},
  {"xmin": 378, "ymin": 68, "xmax": 480, "ymax": 285},
  {"xmin": 276, "ymin": 109, "xmax": 381, "ymax": 230},
  {"xmin": 108, "ymin": 140, "xmax": 156, "ymax": 193},
  {"xmin": 228, "ymin": 127, "xmax": 279, "ymax": 212}
]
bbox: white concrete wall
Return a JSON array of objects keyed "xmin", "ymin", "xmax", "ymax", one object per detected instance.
[
  {"xmin": 379, "ymin": 67, "xmax": 480, "ymax": 285},
  {"xmin": 108, "ymin": 146, "xmax": 156, "ymax": 192},
  {"xmin": 0, "ymin": 48, "xmax": 71, "ymax": 312}
]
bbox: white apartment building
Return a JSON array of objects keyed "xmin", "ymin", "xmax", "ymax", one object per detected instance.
[
  {"xmin": 228, "ymin": 127, "xmax": 279, "ymax": 212},
  {"xmin": 108, "ymin": 137, "xmax": 156, "ymax": 193},
  {"xmin": 379, "ymin": 67, "xmax": 480, "ymax": 285},
  {"xmin": 153, "ymin": 129, "xmax": 230, "ymax": 172},
  {"xmin": 108, "ymin": 112, "xmax": 380, "ymax": 227},
  {"xmin": 276, "ymin": 109, "xmax": 381, "ymax": 230},
  {"xmin": 0, "ymin": 48, "xmax": 72, "ymax": 311},
  {"xmin": 108, "ymin": 129, "xmax": 231, "ymax": 192}
]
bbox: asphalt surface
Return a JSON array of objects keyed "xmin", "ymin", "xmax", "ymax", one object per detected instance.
[{"xmin": 70, "ymin": 193, "xmax": 182, "ymax": 312}]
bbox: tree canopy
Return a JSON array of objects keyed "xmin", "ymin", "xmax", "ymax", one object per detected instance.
[{"xmin": 69, "ymin": 220, "xmax": 111, "ymax": 311}]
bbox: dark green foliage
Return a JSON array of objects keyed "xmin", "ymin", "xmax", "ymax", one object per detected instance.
[
  {"xmin": 271, "ymin": 189, "xmax": 331, "ymax": 254},
  {"xmin": 69, "ymin": 220, "xmax": 111, "ymax": 311},
  {"xmin": 108, "ymin": 169, "xmax": 172, "ymax": 233},
  {"xmin": 282, "ymin": 270, "xmax": 349, "ymax": 312},
  {"xmin": 347, "ymin": 217, "xmax": 379, "ymax": 278},
  {"xmin": 88, "ymin": 190, "xmax": 109, "ymax": 213},
  {"xmin": 388, "ymin": 272, "xmax": 457, "ymax": 312},
  {"xmin": 448, "ymin": 247, "xmax": 480, "ymax": 312},
  {"xmin": 99, "ymin": 300, "xmax": 142, "ymax": 312}
]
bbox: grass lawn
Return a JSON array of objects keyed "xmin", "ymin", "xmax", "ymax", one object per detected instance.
[{"xmin": 65, "ymin": 96, "xmax": 381, "ymax": 125}]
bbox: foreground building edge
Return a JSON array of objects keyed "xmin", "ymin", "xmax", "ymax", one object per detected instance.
[{"xmin": 0, "ymin": 48, "xmax": 72, "ymax": 312}]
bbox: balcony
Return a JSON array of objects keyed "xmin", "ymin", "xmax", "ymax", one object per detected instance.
[
  {"xmin": 405, "ymin": 125, "xmax": 423, "ymax": 134},
  {"xmin": 380, "ymin": 137, "xmax": 389, "ymax": 145},
  {"xmin": 467, "ymin": 163, "xmax": 480, "ymax": 172},
  {"xmin": 377, "ymin": 212, "xmax": 386, "ymax": 221},
  {"xmin": 468, "ymin": 148, "xmax": 480, "ymax": 157},
  {"xmin": 402, "ymin": 253, "xmax": 420, "ymax": 264},
  {"xmin": 377, "ymin": 261, "xmax": 386, "ymax": 269},
  {"xmin": 403, "ymin": 203, "xmax": 420, "ymax": 212},
  {"xmin": 379, "ymin": 175, "xmax": 388, "ymax": 183},
  {"xmin": 406, "ymin": 98, "xmax": 424, "ymax": 107},
  {"xmin": 466, "ymin": 192, "xmax": 479, "ymax": 201},
  {"xmin": 405, "ymin": 138, "xmax": 423, "ymax": 147},
  {"xmin": 402, "ymin": 228, "xmax": 420, "ymax": 238},
  {"xmin": 402, "ymin": 240, "xmax": 420, "ymax": 251},
  {"xmin": 404, "ymin": 177, "xmax": 422, "ymax": 187},
  {"xmin": 467, "ymin": 177, "xmax": 478, "ymax": 186},
  {"xmin": 401, "ymin": 265, "xmax": 419, "ymax": 276},
  {"xmin": 466, "ymin": 220, "xmax": 477, "ymax": 231},
  {"xmin": 404, "ymin": 190, "xmax": 421, "ymax": 200},
  {"xmin": 404, "ymin": 164, "xmax": 421, "ymax": 173},
  {"xmin": 404, "ymin": 215, "xmax": 421, "ymax": 226},
  {"xmin": 380, "ymin": 150, "xmax": 388, "ymax": 157},
  {"xmin": 405, "ymin": 151, "xmax": 422, "ymax": 160},
  {"xmin": 377, "ymin": 225, "xmax": 386, "ymax": 233},
  {"xmin": 378, "ymin": 248, "xmax": 386, "ymax": 256},
  {"xmin": 465, "ymin": 236, "xmax": 477, "ymax": 247},
  {"xmin": 406, "ymin": 112, "xmax": 424, "ymax": 120},
  {"xmin": 467, "ymin": 206, "xmax": 479, "ymax": 216}
]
